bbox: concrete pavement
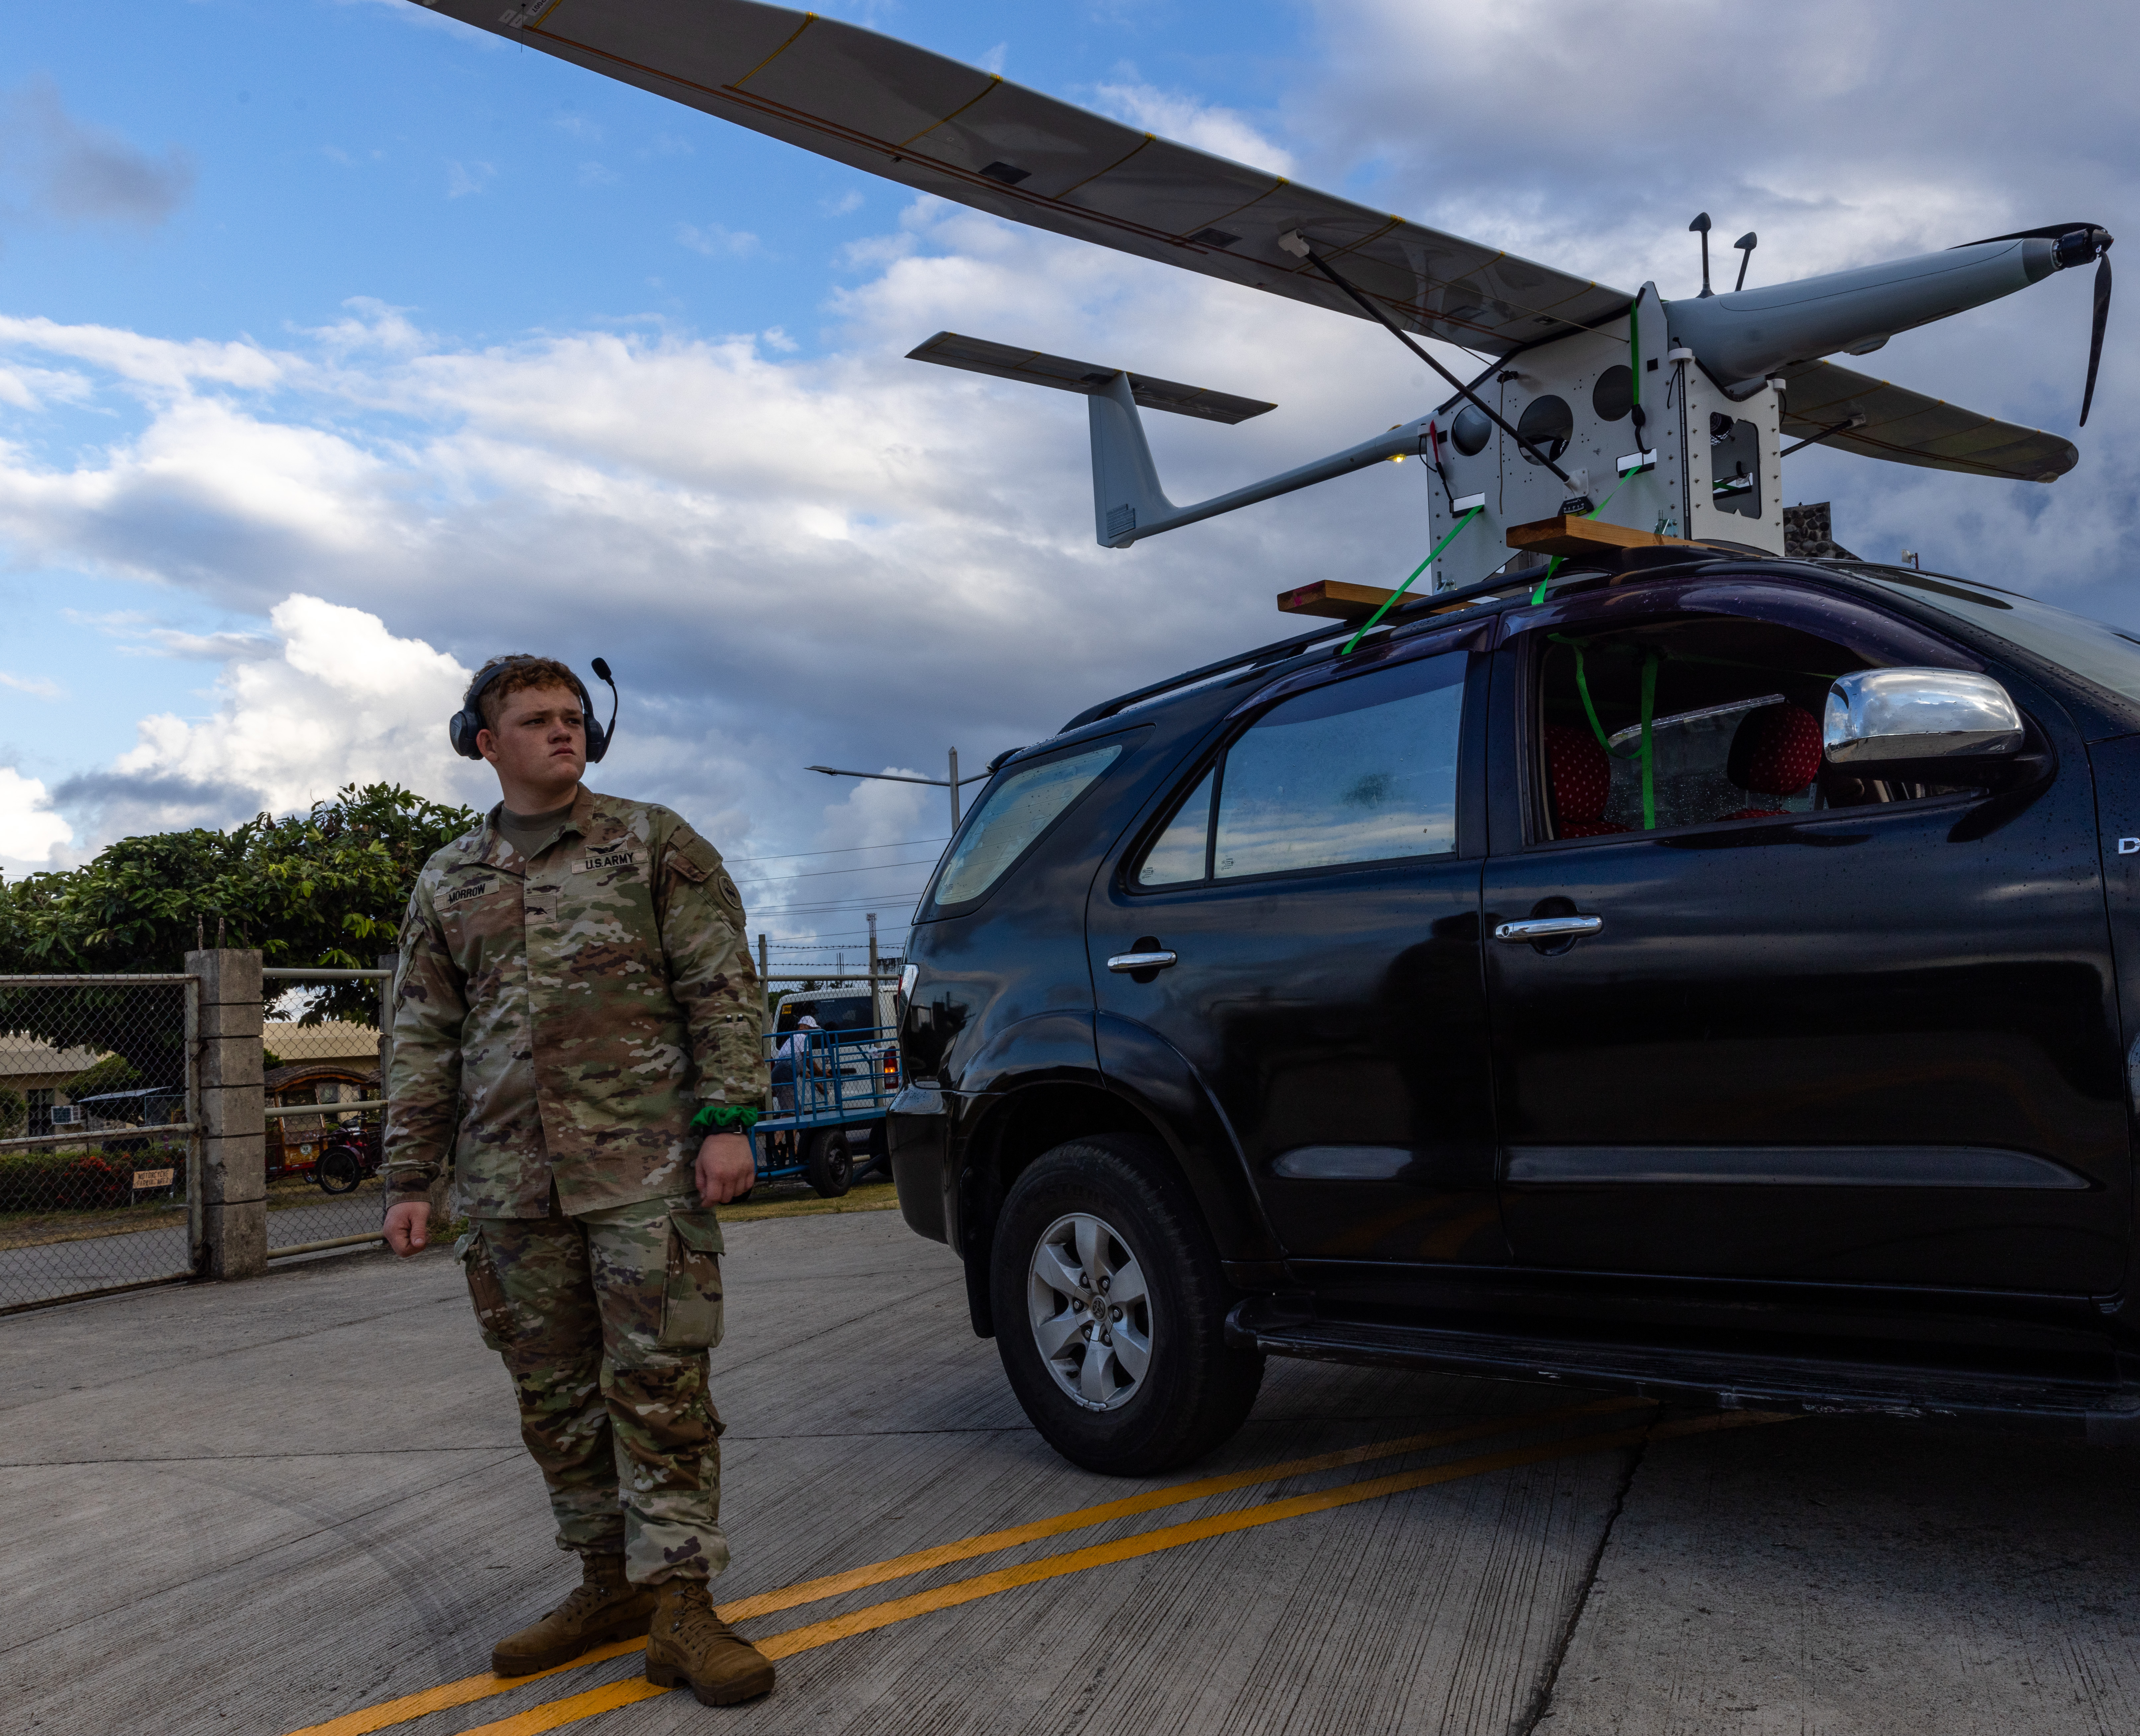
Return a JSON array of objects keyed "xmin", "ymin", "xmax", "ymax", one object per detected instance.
[{"xmin": 5, "ymin": 1204, "xmax": 2139, "ymax": 1735}]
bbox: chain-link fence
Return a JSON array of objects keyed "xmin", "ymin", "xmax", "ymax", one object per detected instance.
[
  {"xmin": 262, "ymin": 967, "xmax": 391, "ymax": 1261},
  {"xmin": 0, "ymin": 975, "xmax": 199, "ymax": 1315}
]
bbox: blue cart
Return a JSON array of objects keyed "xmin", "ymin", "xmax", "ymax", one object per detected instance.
[{"xmin": 745, "ymin": 1023, "xmax": 900, "ymax": 1198}]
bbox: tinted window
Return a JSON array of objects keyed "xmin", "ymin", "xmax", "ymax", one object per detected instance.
[
  {"xmin": 1135, "ymin": 769, "xmax": 1214, "ymax": 887},
  {"xmin": 1129, "ymin": 652, "xmax": 1465, "ymax": 886},
  {"xmin": 933, "ymin": 743, "xmax": 1124, "ymax": 907}
]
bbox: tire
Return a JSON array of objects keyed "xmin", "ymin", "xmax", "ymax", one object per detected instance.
[
  {"xmin": 804, "ymin": 1129, "xmax": 855, "ymax": 1198},
  {"xmin": 316, "ymin": 1148, "xmax": 362, "ymax": 1194},
  {"xmin": 989, "ymin": 1134, "xmax": 1264, "ymax": 1475}
]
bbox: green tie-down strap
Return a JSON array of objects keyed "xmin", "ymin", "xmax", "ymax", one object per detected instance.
[
  {"xmin": 1550, "ymin": 635, "xmax": 1662, "ymax": 830},
  {"xmin": 691, "ymin": 1103, "xmax": 762, "ymax": 1136},
  {"xmin": 1341, "ymin": 506, "xmax": 1483, "ymax": 655}
]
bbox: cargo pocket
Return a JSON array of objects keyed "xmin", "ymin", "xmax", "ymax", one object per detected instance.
[
  {"xmin": 659, "ymin": 1210, "xmax": 726, "ymax": 1349},
  {"xmin": 455, "ymin": 1228, "xmax": 516, "ymax": 1350}
]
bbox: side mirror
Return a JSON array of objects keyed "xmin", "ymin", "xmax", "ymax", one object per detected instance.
[{"xmin": 1824, "ymin": 668, "xmax": 2025, "ymax": 771}]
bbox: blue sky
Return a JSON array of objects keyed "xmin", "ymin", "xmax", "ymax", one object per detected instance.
[{"xmin": 0, "ymin": 0, "xmax": 2131, "ymax": 955}]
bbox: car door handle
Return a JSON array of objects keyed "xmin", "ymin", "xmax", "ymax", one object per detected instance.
[
  {"xmin": 1107, "ymin": 950, "xmax": 1179, "ymax": 973},
  {"xmin": 1493, "ymin": 916, "xmax": 1604, "ymax": 943}
]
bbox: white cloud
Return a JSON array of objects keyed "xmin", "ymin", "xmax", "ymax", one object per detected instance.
[
  {"xmin": 675, "ymin": 221, "xmax": 762, "ymax": 258},
  {"xmin": 66, "ymin": 596, "xmax": 483, "ymax": 837},
  {"xmin": 0, "ymin": 767, "xmax": 72, "ymax": 873},
  {"xmin": 0, "ymin": 671, "xmax": 63, "ymax": 699},
  {"xmin": 446, "ymin": 160, "xmax": 495, "ymax": 199}
]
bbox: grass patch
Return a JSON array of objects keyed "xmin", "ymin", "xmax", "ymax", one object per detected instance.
[{"xmin": 719, "ymin": 1175, "xmax": 902, "ymax": 1223}]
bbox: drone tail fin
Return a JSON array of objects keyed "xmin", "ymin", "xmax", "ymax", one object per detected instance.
[{"xmin": 1089, "ymin": 372, "xmax": 1176, "ymax": 549}]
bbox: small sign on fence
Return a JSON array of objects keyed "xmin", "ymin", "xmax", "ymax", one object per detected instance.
[{"xmin": 133, "ymin": 1168, "xmax": 177, "ymax": 1190}]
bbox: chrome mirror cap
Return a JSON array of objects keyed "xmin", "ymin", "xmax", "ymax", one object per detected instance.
[{"xmin": 1824, "ymin": 668, "xmax": 2024, "ymax": 764}]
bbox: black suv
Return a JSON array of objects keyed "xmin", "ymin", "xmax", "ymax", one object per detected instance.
[{"xmin": 886, "ymin": 556, "xmax": 2140, "ymax": 1473}]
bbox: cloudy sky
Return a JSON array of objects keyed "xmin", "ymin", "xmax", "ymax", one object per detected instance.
[{"xmin": 0, "ymin": 0, "xmax": 2130, "ymax": 961}]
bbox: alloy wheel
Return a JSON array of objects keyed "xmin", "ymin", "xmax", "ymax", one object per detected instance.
[{"xmin": 1026, "ymin": 1211, "xmax": 1154, "ymax": 1411}]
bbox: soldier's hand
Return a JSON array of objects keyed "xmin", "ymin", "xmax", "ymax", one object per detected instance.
[
  {"xmin": 384, "ymin": 1200, "xmax": 432, "ymax": 1258},
  {"xmin": 696, "ymin": 1133, "xmax": 755, "ymax": 1206}
]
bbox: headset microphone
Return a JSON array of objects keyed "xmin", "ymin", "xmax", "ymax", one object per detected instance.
[
  {"xmin": 587, "ymin": 659, "xmax": 618, "ymax": 763},
  {"xmin": 449, "ymin": 656, "xmax": 620, "ymax": 763}
]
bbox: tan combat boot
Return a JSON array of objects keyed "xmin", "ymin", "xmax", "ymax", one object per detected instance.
[
  {"xmin": 644, "ymin": 1580, "xmax": 776, "ymax": 1705},
  {"xmin": 491, "ymin": 1552, "xmax": 658, "ymax": 1677}
]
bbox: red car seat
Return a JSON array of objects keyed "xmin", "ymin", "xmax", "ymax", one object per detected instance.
[
  {"xmin": 1722, "ymin": 703, "xmax": 1822, "ymax": 820},
  {"xmin": 1545, "ymin": 723, "xmax": 1629, "ymax": 837}
]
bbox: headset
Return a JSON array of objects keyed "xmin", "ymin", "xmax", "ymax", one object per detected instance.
[{"xmin": 449, "ymin": 656, "xmax": 619, "ymax": 763}]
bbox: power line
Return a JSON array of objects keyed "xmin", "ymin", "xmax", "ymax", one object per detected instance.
[
  {"xmin": 724, "ymin": 836, "xmax": 948, "ymax": 865},
  {"xmin": 728, "ymin": 854, "xmax": 944, "ymax": 888}
]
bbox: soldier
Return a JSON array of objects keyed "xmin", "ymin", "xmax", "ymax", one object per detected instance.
[{"xmin": 381, "ymin": 654, "xmax": 774, "ymax": 1707}]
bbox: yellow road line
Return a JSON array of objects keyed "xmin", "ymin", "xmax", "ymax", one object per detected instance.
[
  {"xmin": 458, "ymin": 1410, "xmax": 1788, "ymax": 1736},
  {"xmin": 725, "ymin": 1394, "xmax": 1649, "ymax": 1620},
  {"xmin": 282, "ymin": 1638, "xmax": 650, "ymax": 1736},
  {"xmin": 283, "ymin": 1395, "xmax": 1652, "ymax": 1736},
  {"xmin": 460, "ymin": 1680, "xmax": 666, "ymax": 1735}
]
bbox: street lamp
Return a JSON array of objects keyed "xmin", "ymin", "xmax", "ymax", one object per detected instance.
[{"xmin": 806, "ymin": 748, "xmax": 991, "ymax": 829}]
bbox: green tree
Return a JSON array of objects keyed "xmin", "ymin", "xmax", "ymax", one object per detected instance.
[
  {"xmin": 0, "ymin": 783, "xmax": 478, "ymax": 1075},
  {"xmin": 66, "ymin": 1055, "xmax": 141, "ymax": 1100}
]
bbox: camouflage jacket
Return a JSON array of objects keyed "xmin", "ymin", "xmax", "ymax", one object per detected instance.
[{"xmin": 383, "ymin": 788, "xmax": 763, "ymax": 1218}]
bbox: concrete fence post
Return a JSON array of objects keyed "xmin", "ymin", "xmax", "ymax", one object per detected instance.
[{"xmin": 186, "ymin": 947, "xmax": 266, "ymax": 1280}]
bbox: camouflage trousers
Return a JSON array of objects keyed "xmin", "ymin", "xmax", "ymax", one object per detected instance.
[{"xmin": 457, "ymin": 1191, "xmax": 729, "ymax": 1585}]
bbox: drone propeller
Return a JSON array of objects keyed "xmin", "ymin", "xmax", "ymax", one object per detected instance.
[
  {"xmin": 2082, "ymin": 234, "xmax": 2113, "ymax": 427},
  {"xmin": 1955, "ymin": 222, "xmax": 2114, "ymax": 425}
]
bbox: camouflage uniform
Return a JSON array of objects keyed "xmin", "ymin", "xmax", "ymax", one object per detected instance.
[{"xmin": 384, "ymin": 787, "xmax": 762, "ymax": 1582}]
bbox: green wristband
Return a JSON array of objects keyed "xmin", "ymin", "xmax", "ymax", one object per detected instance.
[{"xmin": 692, "ymin": 1104, "xmax": 760, "ymax": 1135}]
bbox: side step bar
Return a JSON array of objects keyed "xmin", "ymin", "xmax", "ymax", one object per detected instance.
[{"xmin": 1226, "ymin": 1298, "xmax": 2140, "ymax": 1444}]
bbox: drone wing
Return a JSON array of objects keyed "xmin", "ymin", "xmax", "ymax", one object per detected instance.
[
  {"xmin": 428, "ymin": 0, "xmax": 1631, "ymax": 355},
  {"xmin": 1779, "ymin": 360, "xmax": 2077, "ymax": 484}
]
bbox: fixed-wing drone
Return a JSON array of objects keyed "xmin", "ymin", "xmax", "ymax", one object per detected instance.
[{"xmin": 415, "ymin": 0, "xmax": 2112, "ymax": 596}]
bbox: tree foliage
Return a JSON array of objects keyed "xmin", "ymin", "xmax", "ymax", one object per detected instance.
[{"xmin": 0, "ymin": 783, "xmax": 479, "ymax": 1073}]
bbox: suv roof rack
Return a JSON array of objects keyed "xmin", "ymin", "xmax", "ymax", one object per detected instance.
[{"xmin": 1059, "ymin": 566, "xmax": 1582, "ymax": 731}]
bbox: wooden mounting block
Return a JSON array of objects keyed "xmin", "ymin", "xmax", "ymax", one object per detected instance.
[{"xmin": 1505, "ymin": 515, "xmax": 1703, "ymax": 556}]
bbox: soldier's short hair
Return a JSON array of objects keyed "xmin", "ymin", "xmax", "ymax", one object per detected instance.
[{"xmin": 472, "ymin": 656, "xmax": 584, "ymax": 728}]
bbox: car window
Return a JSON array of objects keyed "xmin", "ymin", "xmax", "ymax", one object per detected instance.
[
  {"xmin": 1135, "ymin": 770, "xmax": 1214, "ymax": 886},
  {"xmin": 933, "ymin": 743, "xmax": 1124, "ymax": 907},
  {"xmin": 1132, "ymin": 650, "xmax": 1466, "ymax": 886},
  {"xmin": 1533, "ymin": 614, "xmax": 1977, "ymax": 841},
  {"xmin": 777, "ymin": 996, "xmax": 875, "ymax": 1034}
]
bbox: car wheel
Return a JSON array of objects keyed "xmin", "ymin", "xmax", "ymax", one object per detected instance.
[
  {"xmin": 316, "ymin": 1149, "xmax": 362, "ymax": 1194},
  {"xmin": 805, "ymin": 1130, "xmax": 855, "ymax": 1198},
  {"xmin": 990, "ymin": 1133, "xmax": 1263, "ymax": 1475}
]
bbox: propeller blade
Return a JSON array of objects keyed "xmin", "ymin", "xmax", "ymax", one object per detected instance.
[{"xmin": 2082, "ymin": 245, "xmax": 2112, "ymax": 428}]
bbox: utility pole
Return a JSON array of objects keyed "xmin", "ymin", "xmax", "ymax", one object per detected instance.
[
  {"xmin": 806, "ymin": 748, "xmax": 990, "ymax": 830},
  {"xmin": 866, "ymin": 912, "xmax": 880, "ymax": 1026}
]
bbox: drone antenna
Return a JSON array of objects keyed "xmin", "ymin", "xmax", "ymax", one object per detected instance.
[
  {"xmin": 1733, "ymin": 232, "xmax": 1758, "ymax": 293},
  {"xmin": 1690, "ymin": 213, "xmax": 1713, "ymax": 297}
]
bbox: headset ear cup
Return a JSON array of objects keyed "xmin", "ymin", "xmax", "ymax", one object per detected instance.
[{"xmin": 449, "ymin": 709, "xmax": 485, "ymax": 759}]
